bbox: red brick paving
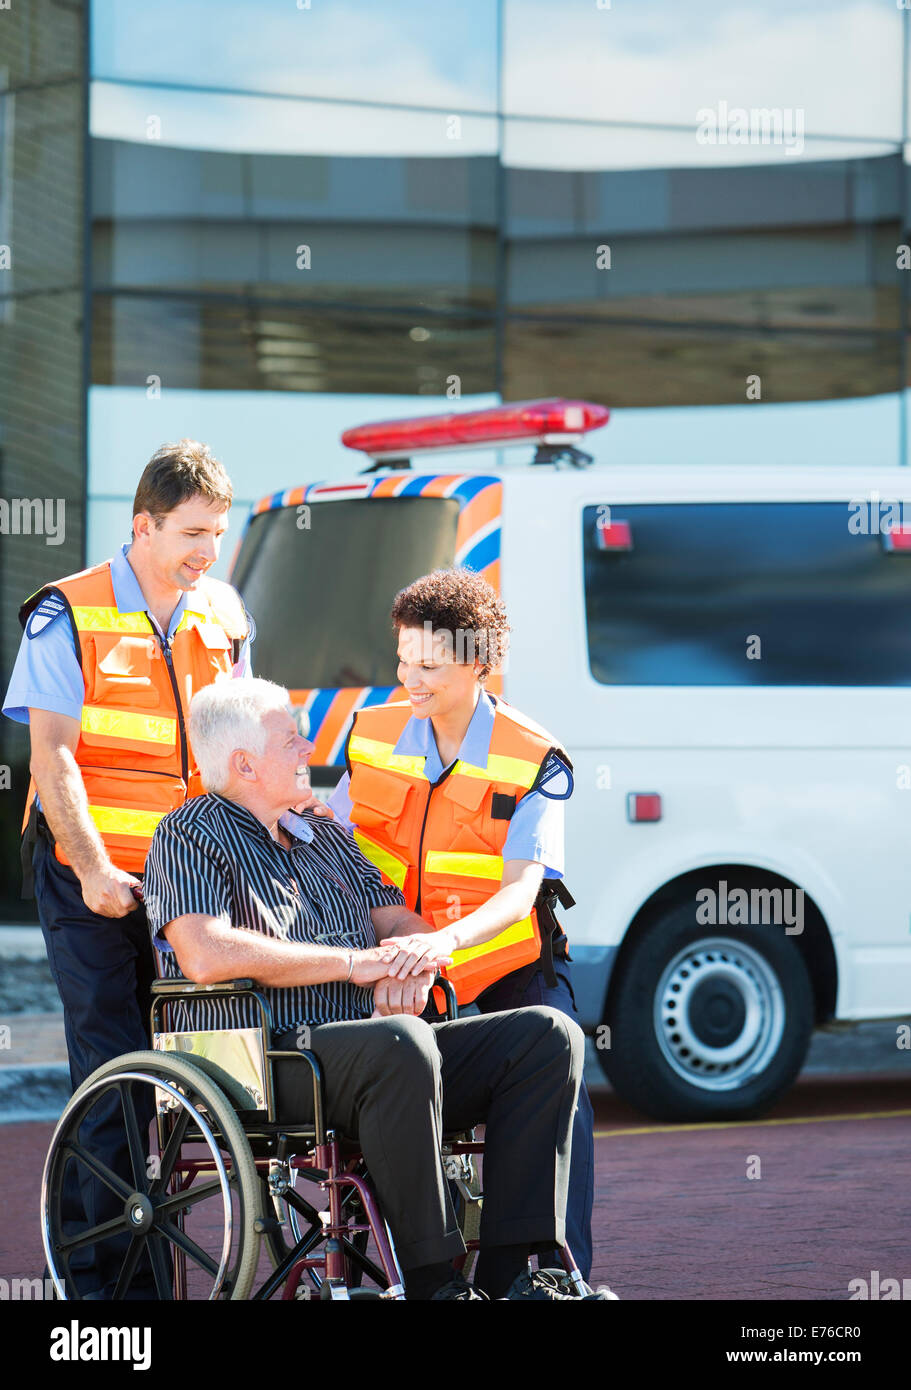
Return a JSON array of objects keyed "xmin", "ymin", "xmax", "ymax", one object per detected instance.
[{"xmin": 3, "ymin": 1075, "xmax": 909, "ymax": 1299}]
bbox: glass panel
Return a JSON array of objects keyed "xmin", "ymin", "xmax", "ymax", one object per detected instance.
[
  {"xmin": 506, "ymin": 220, "xmax": 901, "ymax": 333},
  {"xmin": 583, "ymin": 503, "xmax": 911, "ymax": 686},
  {"xmin": 505, "ymin": 317, "xmax": 900, "ymax": 406},
  {"xmin": 92, "ymin": 295, "xmax": 497, "ymax": 395},
  {"xmin": 91, "ymin": 82, "xmax": 499, "ymax": 158},
  {"xmin": 505, "ymin": 147, "xmax": 902, "ymax": 240},
  {"xmin": 91, "ymin": 0, "xmax": 499, "ymax": 112},
  {"xmin": 92, "ymin": 140, "xmax": 497, "ymax": 312},
  {"xmin": 1, "ymin": 0, "xmax": 83, "ymax": 89},
  {"xmin": 0, "ymin": 82, "xmax": 84, "ymax": 296},
  {"xmin": 503, "ymin": 118, "xmax": 895, "ymax": 174},
  {"xmin": 232, "ymin": 497, "xmax": 460, "ymax": 689},
  {"xmin": 503, "ymin": 0, "xmax": 902, "ymax": 140}
]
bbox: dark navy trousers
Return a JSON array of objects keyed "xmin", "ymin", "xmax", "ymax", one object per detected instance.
[
  {"xmin": 33, "ymin": 834, "xmax": 157, "ymax": 1296},
  {"xmin": 476, "ymin": 961, "xmax": 595, "ymax": 1280}
]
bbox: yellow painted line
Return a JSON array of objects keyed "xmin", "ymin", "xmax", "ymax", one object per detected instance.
[{"xmin": 593, "ymin": 1107, "xmax": 911, "ymax": 1139}]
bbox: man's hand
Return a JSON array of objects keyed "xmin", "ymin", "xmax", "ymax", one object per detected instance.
[
  {"xmin": 80, "ymin": 864, "xmax": 142, "ymax": 918},
  {"xmin": 372, "ymin": 968, "xmax": 437, "ymax": 1017},
  {"xmin": 348, "ymin": 942, "xmax": 410, "ymax": 986},
  {"xmin": 290, "ymin": 790, "xmax": 334, "ymax": 820},
  {"xmin": 386, "ymin": 930, "xmax": 458, "ymax": 980}
]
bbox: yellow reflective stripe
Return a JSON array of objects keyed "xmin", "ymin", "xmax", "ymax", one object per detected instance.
[
  {"xmin": 452, "ymin": 753, "xmax": 539, "ymax": 789},
  {"xmin": 424, "ymin": 850, "xmax": 503, "ymax": 881},
  {"xmin": 87, "ymin": 805, "xmax": 166, "ymax": 839},
  {"xmin": 71, "ymin": 607, "xmax": 152, "ymax": 634},
  {"xmin": 450, "ymin": 915, "xmax": 536, "ymax": 967},
  {"xmin": 348, "ymin": 735, "xmax": 427, "ymax": 780},
  {"xmin": 353, "ymin": 831, "xmax": 409, "ymax": 889},
  {"xmin": 82, "ymin": 706, "xmax": 176, "ymax": 745},
  {"xmin": 174, "ymin": 607, "xmax": 216, "ymax": 635}
]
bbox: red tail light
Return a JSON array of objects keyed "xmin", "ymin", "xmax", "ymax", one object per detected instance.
[
  {"xmin": 596, "ymin": 518, "xmax": 632, "ymax": 551},
  {"xmin": 627, "ymin": 793, "xmax": 662, "ymax": 823},
  {"xmin": 882, "ymin": 527, "xmax": 911, "ymax": 552}
]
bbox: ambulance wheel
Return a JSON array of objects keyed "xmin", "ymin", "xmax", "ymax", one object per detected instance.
[
  {"xmin": 41, "ymin": 1051, "xmax": 263, "ymax": 1299},
  {"xmin": 599, "ymin": 905, "xmax": 813, "ymax": 1121}
]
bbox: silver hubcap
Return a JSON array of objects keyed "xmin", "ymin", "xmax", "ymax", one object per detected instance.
[{"xmin": 654, "ymin": 937, "xmax": 786, "ymax": 1092}]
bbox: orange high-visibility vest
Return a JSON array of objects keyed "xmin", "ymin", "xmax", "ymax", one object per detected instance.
[
  {"xmin": 19, "ymin": 560, "xmax": 249, "ymax": 873},
  {"xmin": 345, "ymin": 696, "xmax": 570, "ymax": 1004}
]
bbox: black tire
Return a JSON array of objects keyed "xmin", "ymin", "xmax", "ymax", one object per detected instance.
[
  {"xmin": 599, "ymin": 902, "xmax": 814, "ymax": 1121},
  {"xmin": 41, "ymin": 1050, "xmax": 263, "ymax": 1299}
]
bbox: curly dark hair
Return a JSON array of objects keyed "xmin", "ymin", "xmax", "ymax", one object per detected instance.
[{"xmin": 391, "ymin": 568, "xmax": 510, "ymax": 680}]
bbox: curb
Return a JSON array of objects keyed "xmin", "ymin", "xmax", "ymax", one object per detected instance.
[
  {"xmin": 0, "ymin": 927, "xmax": 45, "ymax": 961},
  {"xmin": 0, "ymin": 1063, "xmax": 69, "ymax": 1125}
]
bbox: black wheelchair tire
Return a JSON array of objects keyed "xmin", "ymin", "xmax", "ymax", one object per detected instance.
[{"xmin": 42, "ymin": 1050, "xmax": 264, "ymax": 1300}]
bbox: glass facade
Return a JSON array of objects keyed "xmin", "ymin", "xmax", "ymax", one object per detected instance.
[
  {"xmin": 0, "ymin": 0, "xmax": 88, "ymax": 916},
  {"xmin": 2, "ymin": 0, "xmax": 910, "ymax": 914}
]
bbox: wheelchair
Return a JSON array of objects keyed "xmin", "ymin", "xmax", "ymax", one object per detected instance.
[{"xmin": 40, "ymin": 976, "xmax": 592, "ymax": 1301}]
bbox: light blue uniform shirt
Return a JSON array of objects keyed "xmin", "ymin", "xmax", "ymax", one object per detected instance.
[
  {"xmin": 327, "ymin": 690, "xmax": 571, "ymax": 879},
  {"xmin": 3, "ymin": 542, "xmax": 253, "ymax": 727}
]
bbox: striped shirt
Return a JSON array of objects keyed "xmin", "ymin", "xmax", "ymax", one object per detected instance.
[{"xmin": 143, "ymin": 792, "xmax": 406, "ymax": 1033}]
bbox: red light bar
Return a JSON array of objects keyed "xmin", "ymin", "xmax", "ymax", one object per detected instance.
[
  {"xmin": 882, "ymin": 527, "xmax": 911, "ymax": 552},
  {"xmin": 596, "ymin": 518, "xmax": 632, "ymax": 551},
  {"xmin": 341, "ymin": 398, "xmax": 609, "ymax": 457}
]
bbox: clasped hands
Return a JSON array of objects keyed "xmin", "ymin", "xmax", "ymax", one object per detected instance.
[{"xmin": 367, "ymin": 929, "xmax": 459, "ymax": 1018}]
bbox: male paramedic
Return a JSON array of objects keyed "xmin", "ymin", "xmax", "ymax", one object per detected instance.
[{"xmin": 2, "ymin": 439, "xmax": 254, "ymax": 1298}]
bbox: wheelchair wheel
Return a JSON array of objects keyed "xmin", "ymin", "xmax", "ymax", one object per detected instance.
[{"xmin": 41, "ymin": 1050, "xmax": 263, "ymax": 1300}]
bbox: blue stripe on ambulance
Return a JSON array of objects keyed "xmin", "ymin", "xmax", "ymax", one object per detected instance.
[{"xmin": 459, "ymin": 527, "xmax": 500, "ymax": 573}]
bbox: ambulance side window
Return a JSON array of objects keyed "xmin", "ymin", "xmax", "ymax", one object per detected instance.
[{"xmin": 582, "ymin": 502, "xmax": 911, "ymax": 687}]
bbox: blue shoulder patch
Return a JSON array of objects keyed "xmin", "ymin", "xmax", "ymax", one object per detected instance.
[
  {"xmin": 244, "ymin": 609, "xmax": 256, "ymax": 643},
  {"xmin": 533, "ymin": 752, "xmax": 574, "ymax": 800},
  {"xmin": 26, "ymin": 595, "xmax": 67, "ymax": 640}
]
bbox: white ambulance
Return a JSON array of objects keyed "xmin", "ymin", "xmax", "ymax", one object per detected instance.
[{"xmin": 230, "ymin": 399, "xmax": 911, "ymax": 1121}]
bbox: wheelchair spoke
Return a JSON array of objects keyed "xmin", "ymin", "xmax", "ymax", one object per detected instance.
[
  {"xmin": 62, "ymin": 1141, "xmax": 134, "ymax": 1201},
  {"xmin": 153, "ymin": 1106, "xmax": 192, "ymax": 1190},
  {"xmin": 111, "ymin": 1234, "xmax": 146, "ymax": 1300},
  {"xmin": 147, "ymin": 1230, "xmax": 175, "ymax": 1300},
  {"xmin": 56, "ymin": 1212, "xmax": 133, "ymax": 1254},
  {"xmin": 155, "ymin": 1177, "xmax": 225, "ymax": 1217},
  {"xmin": 120, "ymin": 1083, "xmax": 150, "ymax": 1192},
  {"xmin": 156, "ymin": 1218, "xmax": 220, "ymax": 1278}
]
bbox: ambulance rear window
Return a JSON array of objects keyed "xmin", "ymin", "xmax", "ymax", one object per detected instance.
[
  {"xmin": 232, "ymin": 496, "xmax": 459, "ymax": 688},
  {"xmin": 583, "ymin": 502, "xmax": 911, "ymax": 686}
]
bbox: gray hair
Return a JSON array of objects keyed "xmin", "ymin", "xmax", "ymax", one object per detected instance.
[{"xmin": 188, "ymin": 677, "xmax": 292, "ymax": 794}]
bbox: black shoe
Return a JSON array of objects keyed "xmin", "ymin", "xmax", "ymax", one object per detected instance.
[
  {"xmin": 502, "ymin": 1268, "xmax": 619, "ymax": 1300},
  {"xmin": 429, "ymin": 1272, "xmax": 488, "ymax": 1300}
]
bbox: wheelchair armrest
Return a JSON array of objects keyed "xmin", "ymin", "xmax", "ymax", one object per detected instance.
[
  {"xmin": 266, "ymin": 1049, "xmax": 327, "ymax": 1147},
  {"xmin": 433, "ymin": 974, "xmax": 459, "ymax": 1021},
  {"xmin": 150, "ymin": 977, "xmax": 256, "ymax": 996}
]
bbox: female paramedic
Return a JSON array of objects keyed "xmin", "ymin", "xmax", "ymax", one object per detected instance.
[{"xmin": 326, "ymin": 567, "xmax": 595, "ymax": 1279}]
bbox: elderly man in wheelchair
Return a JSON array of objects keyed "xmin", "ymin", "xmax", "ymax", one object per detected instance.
[{"xmin": 41, "ymin": 678, "xmax": 612, "ymax": 1301}]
